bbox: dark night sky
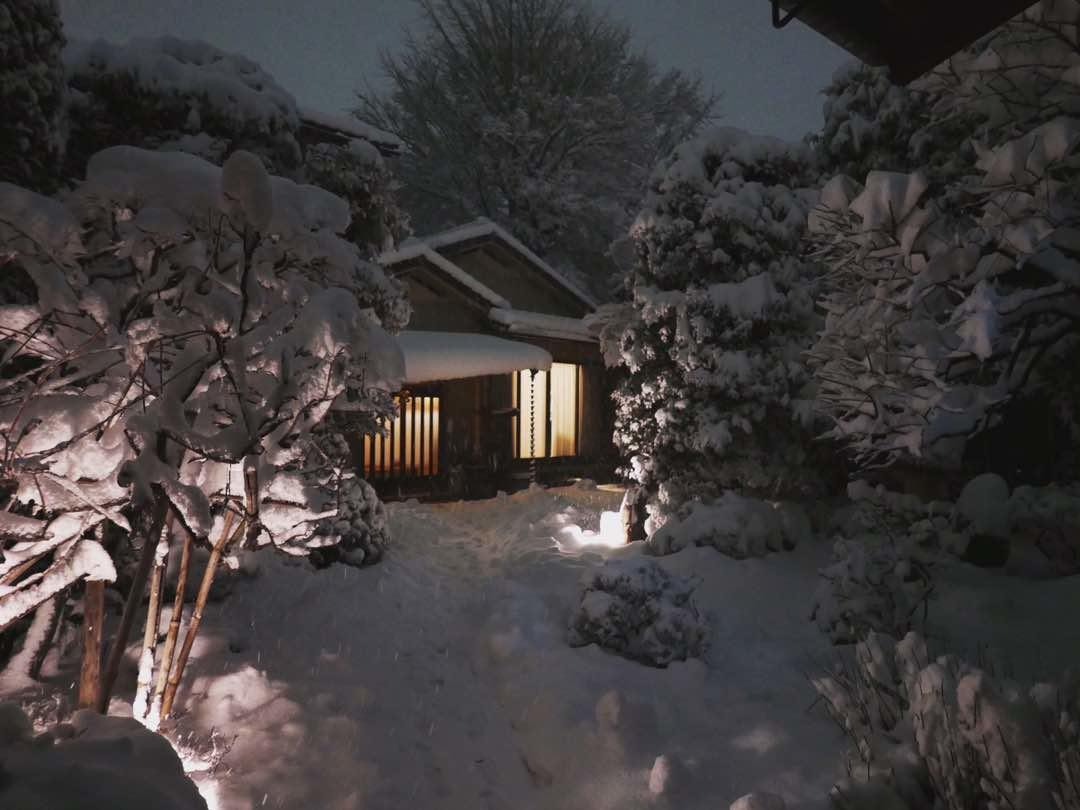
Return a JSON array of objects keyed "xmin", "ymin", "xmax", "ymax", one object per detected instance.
[{"xmin": 59, "ymin": 0, "xmax": 850, "ymax": 141}]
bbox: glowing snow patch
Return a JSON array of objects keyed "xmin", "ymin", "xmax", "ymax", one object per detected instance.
[{"xmin": 552, "ymin": 510, "xmax": 625, "ymax": 552}]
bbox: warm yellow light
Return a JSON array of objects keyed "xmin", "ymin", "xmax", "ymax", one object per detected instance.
[
  {"xmin": 515, "ymin": 363, "xmax": 579, "ymax": 459},
  {"xmin": 364, "ymin": 395, "xmax": 440, "ymax": 478}
]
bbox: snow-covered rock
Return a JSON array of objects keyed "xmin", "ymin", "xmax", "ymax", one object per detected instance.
[
  {"xmin": 567, "ymin": 559, "xmax": 708, "ymax": 667},
  {"xmin": 0, "ymin": 704, "xmax": 207, "ymax": 809},
  {"xmin": 954, "ymin": 473, "xmax": 1011, "ymax": 537}
]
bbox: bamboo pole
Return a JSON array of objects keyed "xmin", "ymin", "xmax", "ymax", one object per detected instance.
[
  {"xmin": 133, "ymin": 514, "xmax": 172, "ymax": 720},
  {"xmin": 96, "ymin": 489, "xmax": 170, "ymax": 714},
  {"xmin": 160, "ymin": 508, "xmax": 242, "ymax": 719},
  {"xmin": 78, "ymin": 580, "xmax": 105, "ymax": 710},
  {"xmin": 148, "ymin": 526, "xmax": 193, "ymax": 727}
]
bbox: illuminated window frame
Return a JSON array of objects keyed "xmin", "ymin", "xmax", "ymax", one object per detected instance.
[
  {"xmin": 512, "ymin": 363, "xmax": 581, "ymax": 459},
  {"xmin": 363, "ymin": 393, "xmax": 440, "ymax": 478}
]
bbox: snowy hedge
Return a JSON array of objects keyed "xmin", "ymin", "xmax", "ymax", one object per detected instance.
[
  {"xmin": 808, "ymin": 117, "xmax": 1080, "ymax": 472},
  {"xmin": 567, "ymin": 559, "xmax": 708, "ymax": 667},
  {"xmin": 813, "ymin": 631, "xmax": 1080, "ymax": 810},
  {"xmin": 600, "ymin": 127, "xmax": 826, "ymax": 516},
  {"xmin": 647, "ymin": 492, "xmax": 809, "ymax": 558},
  {"xmin": 0, "ymin": 0, "xmax": 67, "ymax": 191},
  {"xmin": 0, "ymin": 145, "xmax": 408, "ymax": 632},
  {"xmin": 64, "ymin": 36, "xmax": 302, "ymax": 175}
]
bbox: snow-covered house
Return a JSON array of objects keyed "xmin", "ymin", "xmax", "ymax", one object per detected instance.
[{"xmin": 373, "ymin": 219, "xmax": 613, "ymax": 498}]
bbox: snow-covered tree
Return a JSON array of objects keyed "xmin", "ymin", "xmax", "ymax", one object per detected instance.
[
  {"xmin": 0, "ymin": 0, "xmax": 67, "ymax": 191},
  {"xmin": 304, "ymin": 139, "xmax": 410, "ymax": 256},
  {"xmin": 599, "ymin": 128, "xmax": 825, "ymax": 516},
  {"xmin": 62, "ymin": 35, "xmax": 410, "ymax": 258},
  {"xmin": 0, "ymin": 146, "xmax": 408, "ymax": 699},
  {"xmin": 64, "ymin": 36, "xmax": 303, "ymax": 177},
  {"xmin": 355, "ymin": 0, "xmax": 716, "ymax": 299}
]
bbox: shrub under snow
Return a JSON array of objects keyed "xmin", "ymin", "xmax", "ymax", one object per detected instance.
[
  {"xmin": 0, "ymin": 144, "xmax": 407, "ymax": 634},
  {"xmin": 567, "ymin": 559, "xmax": 708, "ymax": 667},
  {"xmin": 647, "ymin": 492, "xmax": 810, "ymax": 558},
  {"xmin": 813, "ymin": 631, "xmax": 1080, "ymax": 810}
]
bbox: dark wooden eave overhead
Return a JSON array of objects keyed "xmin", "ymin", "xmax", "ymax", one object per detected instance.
[{"xmin": 772, "ymin": 0, "xmax": 1037, "ymax": 84}]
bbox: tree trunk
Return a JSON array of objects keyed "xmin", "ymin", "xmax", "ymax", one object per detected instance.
[
  {"xmin": 78, "ymin": 580, "xmax": 105, "ymax": 710},
  {"xmin": 148, "ymin": 527, "xmax": 192, "ymax": 728},
  {"xmin": 133, "ymin": 515, "xmax": 171, "ymax": 720},
  {"xmin": 96, "ymin": 487, "xmax": 170, "ymax": 714},
  {"xmin": 161, "ymin": 508, "xmax": 242, "ymax": 719}
]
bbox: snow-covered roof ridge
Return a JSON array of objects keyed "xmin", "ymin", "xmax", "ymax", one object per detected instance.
[
  {"xmin": 488, "ymin": 307, "xmax": 598, "ymax": 343},
  {"xmin": 298, "ymin": 105, "xmax": 403, "ymax": 153},
  {"xmin": 380, "ymin": 244, "xmax": 511, "ymax": 309},
  {"xmin": 420, "ymin": 218, "xmax": 598, "ymax": 310},
  {"xmin": 396, "ymin": 331, "xmax": 552, "ymax": 383}
]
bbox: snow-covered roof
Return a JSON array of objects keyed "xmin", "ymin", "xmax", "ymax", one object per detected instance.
[
  {"xmin": 380, "ymin": 244, "xmax": 511, "ymax": 309},
  {"xmin": 487, "ymin": 307, "xmax": 598, "ymax": 343},
  {"xmin": 396, "ymin": 331, "xmax": 552, "ymax": 384},
  {"xmin": 298, "ymin": 106, "xmax": 403, "ymax": 155},
  {"xmin": 418, "ymin": 218, "xmax": 598, "ymax": 310}
]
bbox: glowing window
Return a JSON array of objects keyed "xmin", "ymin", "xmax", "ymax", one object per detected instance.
[
  {"xmin": 513, "ymin": 363, "xmax": 580, "ymax": 459},
  {"xmin": 363, "ymin": 394, "xmax": 440, "ymax": 478}
]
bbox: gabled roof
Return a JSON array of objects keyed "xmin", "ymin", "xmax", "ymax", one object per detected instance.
[
  {"xmin": 380, "ymin": 243, "xmax": 511, "ymax": 309},
  {"xmin": 772, "ymin": 0, "xmax": 1034, "ymax": 84},
  {"xmin": 418, "ymin": 218, "xmax": 598, "ymax": 310},
  {"xmin": 298, "ymin": 106, "xmax": 403, "ymax": 158}
]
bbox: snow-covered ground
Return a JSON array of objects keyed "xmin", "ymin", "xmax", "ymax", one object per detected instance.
[
  {"xmin": 164, "ymin": 484, "xmax": 841, "ymax": 810},
  {"xmin": 5, "ymin": 484, "xmax": 1079, "ymax": 810}
]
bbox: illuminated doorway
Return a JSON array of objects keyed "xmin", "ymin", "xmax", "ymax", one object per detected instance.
[{"xmin": 512, "ymin": 363, "xmax": 581, "ymax": 459}]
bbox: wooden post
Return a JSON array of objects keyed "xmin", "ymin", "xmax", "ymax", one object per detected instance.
[
  {"xmin": 78, "ymin": 580, "xmax": 105, "ymax": 710},
  {"xmin": 97, "ymin": 489, "xmax": 170, "ymax": 713},
  {"xmin": 149, "ymin": 529, "xmax": 192, "ymax": 726},
  {"xmin": 161, "ymin": 508, "xmax": 242, "ymax": 719}
]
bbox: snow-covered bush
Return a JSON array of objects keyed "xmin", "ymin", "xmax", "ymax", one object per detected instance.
[
  {"xmin": 64, "ymin": 36, "xmax": 303, "ymax": 177},
  {"xmin": 0, "ymin": 0, "xmax": 67, "ymax": 191},
  {"xmin": 303, "ymin": 139, "xmax": 410, "ymax": 255},
  {"xmin": 567, "ymin": 559, "xmax": 708, "ymax": 667},
  {"xmin": 812, "ymin": 537, "xmax": 933, "ymax": 645},
  {"xmin": 813, "ymin": 631, "xmax": 1080, "ymax": 810},
  {"xmin": 647, "ymin": 492, "xmax": 809, "ymax": 558},
  {"xmin": 0, "ymin": 145, "xmax": 407, "ymax": 637},
  {"xmin": 601, "ymin": 127, "xmax": 827, "ymax": 515},
  {"xmin": 0, "ymin": 703, "xmax": 208, "ymax": 809},
  {"xmin": 807, "ymin": 115, "xmax": 1080, "ymax": 472}
]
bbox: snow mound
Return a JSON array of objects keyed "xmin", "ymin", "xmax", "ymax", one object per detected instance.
[
  {"xmin": 954, "ymin": 473, "xmax": 1011, "ymax": 537},
  {"xmin": 567, "ymin": 559, "xmax": 708, "ymax": 667},
  {"xmin": 0, "ymin": 704, "xmax": 207, "ymax": 810},
  {"xmin": 648, "ymin": 492, "xmax": 808, "ymax": 558}
]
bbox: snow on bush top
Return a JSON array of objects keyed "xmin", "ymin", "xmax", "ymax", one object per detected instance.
[
  {"xmin": 65, "ymin": 36, "xmax": 300, "ymax": 135},
  {"xmin": 1, "ymin": 144, "xmax": 408, "ymax": 626},
  {"xmin": 65, "ymin": 36, "xmax": 303, "ymax": 173}
]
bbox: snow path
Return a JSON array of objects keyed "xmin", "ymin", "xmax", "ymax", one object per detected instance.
[{"xmin": 173, "ymin": 487, "xmax": 844, "ymax": 810}]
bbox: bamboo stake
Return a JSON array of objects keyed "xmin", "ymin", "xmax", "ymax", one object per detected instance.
[
  {"xmin": 148, "ymin": 525, "xmax": 193, "ymax": 728},
  {"xmin": 78, "ymin": 580, "xmax": 105, "ymax": 710},
  {"xmin": 161, "ymin": 508, "xmax": 242, "ymax": 719},
  {"xmin": 97, "ymin": 489, "xmax": 170, "ymax": 714},
  {"xmin": 132, "ymin": 514, "xmax": 172, "ymax": 720}
]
